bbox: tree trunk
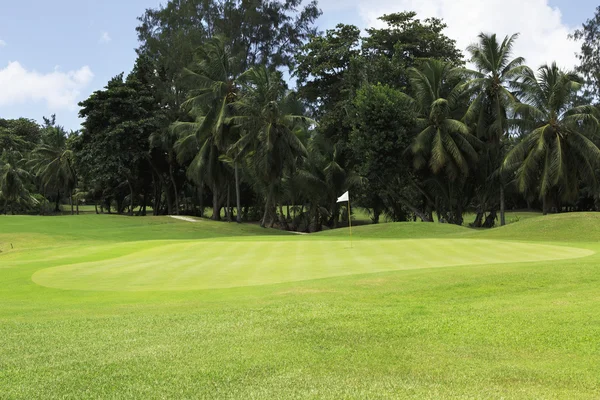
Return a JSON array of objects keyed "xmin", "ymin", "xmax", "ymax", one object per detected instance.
[
  {"xmin": 261, "ymin": 188, "xmax": 273, "ymax": 228},
  {"xmin": 212, "ymin": 187, "xmax": 220, "ymax": 221},
  {"xmin": 398, "ymin": 195, "xmax": 431, "ymax": 222},
  {"xmin": 472, "ymin": 211, "xmax": 484, "ymax": 228},
  {"xmin": 70, "ymin": 192, "xmax": 74, "ymax": 215},
  {"xmin": 169, "ymin": 164, "xmax": 179, "ymax": 215},
  {"xmin": 198, "ymin": 186, "xmax": 204, "ymax": 217},
  {"xmin": 234, "ymin": 161, "xmax": 242, "ymax": 223},
  {"xmin": 500, "ymin": 185, "xmax": 506, "ymax": 226},
  {"xmin": 483, "ymin": 210, "xmax": 497, "ymax": 228},
  {"xmin": 128, "ymin": 180, "xmax": 134, "ymax": 216},
  {"xmin": 95, "ymin": 202, "xmax": 99, "ymax": 214},
  {"xmin": 76, "ymin": 198, "xmax": 79, "ymax": 215},
  {"xmin": 55, "ymin": 190, "xmax": 60, "ymax": 213},
  {"xmin": 372, "ymin": 206, "xmax": 381, "ymax": 224},
  {"xmin": 542, "ymin": 195, "xmax": 549, "ymax": 215},
  {"xmin": 226, "ymin": 184, "xmax": 232, "ymax": 222},
  {"xmin": 278, "ymin": 203, "xmax": 289, "ymax": 230},
  {"xmin": 331, "ymin": 202, "xmax": 338, "ymax": 228},
  {"xmin": 141, "ymin": 191, "xmax": 147, "ymax": 216}
]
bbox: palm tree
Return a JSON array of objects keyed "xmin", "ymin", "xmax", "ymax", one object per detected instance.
[
  {"xmin": 175, "ymin": 36, "xmax": 242, "ymax": 221},
  {"xmin": 405, "ymin": 59, "xmax": 479, "ymax": 224},
  {"xmin": 304, "ymin": 135, "xmax": 363, "ymax": 228},
  {"xmin": 0, "ymin": 150, "xmax": 35, "ymax": 214},
  {"xmin": 29, "ymin": 125, "xmax": 77, "ymax": 214},
  {"xmin": 149, "ymin": 128, "xmax": 181, "ymax": 215},
  {"xmin": 503, "ymin": 63, "xmax": 600, "ymax": 214},
  {"xmin": 409, "ymin": 59, "xmax": 480, "ymax": 181},
  {"xmin": 172, "ymin": 114, "xmax": 230, "ymax": 221},
  {"xmin": 463, "ymin": 33, "xmax": 528, "ymax": 225},
  {"xmin": 232, "ymin": 66, "xmax": 312, "ymax": 228}
]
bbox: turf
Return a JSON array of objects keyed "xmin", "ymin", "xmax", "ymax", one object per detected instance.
[
  {"xmin": 2, "ymin": 213, "xmax": 600, "ymax": 398},
  {"xmin": 31, "ymin": 239, "xmax": 591, "ymax": 291}
]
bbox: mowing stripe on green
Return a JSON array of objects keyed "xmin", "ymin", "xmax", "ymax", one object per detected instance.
[{"xmin": 31, "ymin": 239, "xmax": 594, "ymax": 291}]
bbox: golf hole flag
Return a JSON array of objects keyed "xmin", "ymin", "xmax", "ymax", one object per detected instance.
[
  {"xmin": 337, "ymin": 191, "xmax": 349, "ymax": 203},
  {"xmin": 336, "ymin": 191, "xmax": 352, "ymax": 248}
]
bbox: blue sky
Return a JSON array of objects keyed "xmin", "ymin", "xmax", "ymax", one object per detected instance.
[{"xmin": 0, "ymin": 0, "xmax": 597, "ymax": 131}]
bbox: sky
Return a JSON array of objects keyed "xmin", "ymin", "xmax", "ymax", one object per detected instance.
[{"xmin": 0, "ymin": 0, "xmax": 597, "ymax": 131}]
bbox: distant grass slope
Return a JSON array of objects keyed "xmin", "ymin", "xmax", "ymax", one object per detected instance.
[
  {"xmin": 0, "ymin": 214, "xmax": 290, "ymax": 253},
  {"xmin": 321, "ymin": 212, "xmax": 600, "ymax": 243},
  {"xmin": 315, "ymin": 219, "xmax": 471, "ymax": 239},
  {"xmin": 477, "ymin": 212, "xmax": 600, "ymax": 242}
]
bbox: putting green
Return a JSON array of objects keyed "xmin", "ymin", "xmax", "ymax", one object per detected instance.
[{"xmin": 31, "ymin": 239, "xmax": 594, "ymax": 291}]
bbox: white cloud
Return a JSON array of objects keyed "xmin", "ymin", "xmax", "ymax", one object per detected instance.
[
  {"xmin": 321, "ymin": 0, "xmax": 580, "ymax": 70},
  {"xmin": 0, "ymin": 61, "xmax": 94, "ymax": 110},
  {"xmin": 99, "ymin": 32, "xmax": 111, "ymax": 44},
  {"xmin": 0, "ymin": 39, "xmax": 6, "ymax": 47}
]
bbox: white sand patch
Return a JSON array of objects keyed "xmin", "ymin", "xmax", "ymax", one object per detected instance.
[{"xmin": 170, "ymin": 215, "xmax": 199, "ymax": 223}]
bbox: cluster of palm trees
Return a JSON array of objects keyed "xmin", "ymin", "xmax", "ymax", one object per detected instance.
[
  {"xmin": 3, "ymin": 32, "xmax": 598, "ymax": 226},
  {"xmin": 404, "ymin": 33, "xmax": 600, "ymax": 223},
  {"xmin": 0, "ymin": 120, "xmax": 77, "ymax": 215},
  {"xmin": 169, "ymin": 37, "xmax": 338, "ymax": 228}
]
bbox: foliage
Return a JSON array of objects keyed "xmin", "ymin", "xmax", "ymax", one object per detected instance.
[
  {"xmin": 77, "ymin": 58, "xmax": 165, "ymax": 214},
  {"xmin": 362, "ymin": 12, "xmax": 464, "ymax": 88},
  {"xmin": 503, "ymin": 63, "xmax": 600, "ymax": 212},
  {"xmin": 571, "ymin": 6, "xmax": 600, "ymax": 98},
  {"xmin": 349, "ymin": 83, "xmax": 417, "ymax": 222},
  {"xmin": 6, "ymin": 3, "xmax": 600, "ymax": 223}
]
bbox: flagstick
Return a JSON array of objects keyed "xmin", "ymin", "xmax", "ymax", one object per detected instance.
[{"xmin": 348, "ymin": 198, "xmax": 353, "ymax": 249}]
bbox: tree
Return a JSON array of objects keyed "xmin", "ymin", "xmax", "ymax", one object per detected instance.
[
  {"xmin": 304, "ymin": 135, "xmax": 363, "ymax": 228},
  {"xmin": 349, "ymin": 83, "xmax": 419, "ymax": 222},
  {"xmin": 296, "ymin": 12, "xmax": 465, "ymax": 223},
  {"xmin": 173, "ymin": 36, "xmax": 242, "ymax": 221},
  {"xmin": 362, "ymin": 12, "xmax": 463, "ymax": 89},
  {"xmin": 407, "ymin": 60, "xmax": 480, "ymax": 225},
  {"xmin": 503, "ymin": 63, "xmax": 600, "ymax": 214},
  {"xmin": 78, "ymin": 58, "xmax": 164, "ymax": 215},
  {"xmin": 571, "ymin": 6, "xmax": 600, "ymax": 99},
  {"xmin": 137, "ymin": 0, "xmax": 321, "ymax": 73},
  {"xmin": 409, "ymin": 60, "xmax": 479, "ymax": 181},
  {"xmin": 464, "ymin": 33, "xmax": 527, "ymax": 226},
  {"xmin": 136, "ymin": 0, "xmax": 321, "ymax": 137},
  {"xmin": 295, "ymin": 24, "xmax": 363, "ymax": 143},
  {"xmin": 29, "ymin": 120, "xmax": 77, "ymax": 213},
  {"xmin": 0, "ymin": 150, "xmax": 35, "ymax": 214},
  {"xmin": 232, "ymin": 66, "xmax": 311, "ymax": 227},
  {"xmin": 0, "ymin": 118, "xmax": 41, "ymax": 153}
]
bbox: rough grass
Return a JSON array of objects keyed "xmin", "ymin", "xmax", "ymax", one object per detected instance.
[{"xmin": 1, "ymin": 213, "xmax": 600, "ymax": 398}]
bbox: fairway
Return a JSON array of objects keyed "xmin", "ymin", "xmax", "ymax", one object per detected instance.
[
  {"xmin": 32, "ymin": 239, "xmax": 592, "ymax": 291},
  {"xmin": 3, "ymin": 214, "xmax": 600, "ymax": 399}
]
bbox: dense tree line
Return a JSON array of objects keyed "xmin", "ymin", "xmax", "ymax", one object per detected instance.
[{"xmin": 3, "ymin": 1, "xmax": 600, "ymax": 230}]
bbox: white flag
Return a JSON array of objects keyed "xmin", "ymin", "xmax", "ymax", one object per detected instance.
[{"xmin": 336, "ymin": 191, "xmax": 349, "ymax": 203}]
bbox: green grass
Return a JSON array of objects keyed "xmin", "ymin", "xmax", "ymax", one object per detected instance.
[{"xmin": 2, "ymin": 213, "xmax": 600, "ymax": 398}]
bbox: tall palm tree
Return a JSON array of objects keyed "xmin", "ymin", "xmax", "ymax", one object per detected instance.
[
  {"xmin": 29, "ymin": 125, "xmax": 77, "ymax": 213},
  {"xmin": 463, "ymin": 33, "xmax": 528, "ymax": 225},
  {"xmin": 0, "ymin": 150, "xmax": 35, "ymax": 214},
  {"xmin": 149, "ymin": 128, "xmax": 181, "ymax": 215},
  {"xmin": 172, "ymin": 114, "xmax": 229, "ymax": 220},
  {"xmin": 503, "ymin": 63, "xmax": 600, "ymax": 214},
  {"xmin": 304, "ymin": 134, "xmax": 363, "ymax": 228},
  {"xmin": 175, "ymin": 36, "xmax": 242, "ymax": 221},
  {"xmin": 409, "ymin": 59, "xmax": 480, "ymax": 181},
  {"xmin": 232, "ymin": 66, "xmax": 312, "ymax": 228}
]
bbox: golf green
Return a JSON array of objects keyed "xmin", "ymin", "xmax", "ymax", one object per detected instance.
[{"xmin": 32, "ymin": 239, "xmax": 593, "ymax": 291}]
